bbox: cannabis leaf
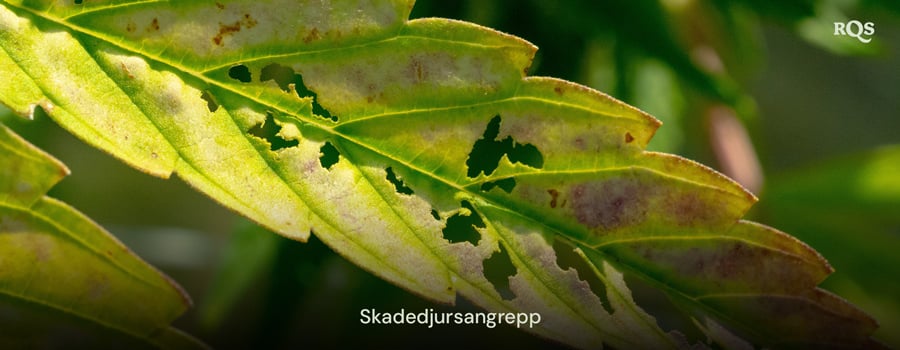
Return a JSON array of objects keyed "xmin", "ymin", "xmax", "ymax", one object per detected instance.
[
  {"xmin": 0, "ymin": 124, "xmax": 199, "ymax": 348},
  {"xmin": 0, "ymin": 0, "xmax": 878, "ymax": 348}
]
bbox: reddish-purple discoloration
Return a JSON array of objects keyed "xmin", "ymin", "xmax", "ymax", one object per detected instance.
[
  {"xmin": 570, "ymin": 179, "xmax": 649, "ymax": 230},
  {"xmin": 665, "ymin": 193, "xmax": 715, "ymax": 226},
  {"xmin": 631, "ymin": 241, "xmax": 815, "ymax": 293}
]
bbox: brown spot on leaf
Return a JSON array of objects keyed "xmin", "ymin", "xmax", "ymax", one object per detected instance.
[
  {"xmin": 213, "ymin": 23, "xmax": 239, "ymax": 46},
  {"xmin": 554, "ymin": 86, "xmax": 563, "ymax": 95},
  {"xmin": 625, "ymin": 132, "xmax": 634, "ymax": 143},
  {"xmin": 126, "ymin": 21, "xmax": 136, "ymax": 33},
  {"xmin": 574, "ymin": 137, "xmax": 586, "ymax": 150},
  {"xmin": 570, "ymin": 179, "xmax": 649, "ymax": 230},
  {"xmin": 303, "ymin": 28, "xmax": 320, "ymax": 44},
  {"xmin": 212, "ymin": 14, "xmax": 258, "ymax": 46},
  {"xmin": 215, "ymin": 2, "xmax": 225, "ymax": 9},
  {"xmin": 548, "ymin": 189, "xmax": 560, "ymax": 208},
  {"xmin": 147, "ymin": 17, "xmax": 159, "ymax": 32},
  {"xmin": 410, "ymin": 59, "xmax": 425, "ymax": 83},
  {"xmin": 87, "ymin": 274, "xmax": 110, "ymax": 300},
  {"xmin": 120, "ymin": 62, "xmax": 134, "ymax": 79},
  {"xmin": 404, "ymin": 53, "xmax": 455, "ymax": 85}
]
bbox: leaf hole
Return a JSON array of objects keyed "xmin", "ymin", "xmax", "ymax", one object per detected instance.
[
  {"xmin": 319, "ymin": 142, "xmax": 340, "ymax": 169},
  {"xmin": 201, "ymin": 90, "xmax": 219, "ymax": 112},
  {"xmin": 483, "ymin": 242, "xmax": 517, "ymax": 301},
  {"xmin": 385, "ymin": 167, "xmax": 413, "ymax": 195},
  {"xmin": 248, "ymin": 112, "xmax": 298, "ymax": 151},
  {"xmin": 74, "ymin": 0, "xmax": 83, "ymax": 4},
  {"xmin": 260, "ymin": 63, "xmax": 295, "ymax": 92},
  {"xmin": 259, "ymin": 63, "xmax": 337, "ymax": 122},
  {"xmin": 441, "ymin": 201, "xmax": 483, "ymax": 245},
  {"xmin": 430, "ymin": 209, "xmax": 440, "ymax": 220},
  {"xmin": 551, "ymin": 239, "xmax": 612, "ymax": 314},
  {"xmin": 228, "ymin": 65, "xmax": 251, "ymax": 83},
  {"xmin": 295, "ymin": 73, "xmax": 336, "ymax": 122},
  {"xmin": 465, "ymin": 115, "xmax": 544, "ymax": 178},
  {"xmin": 480, "ymin": 178, "xmax": 516, "ymax": 193},
  {"xmin": 621, "ymin": 272, "xmax": 703, "ymax": 341}
]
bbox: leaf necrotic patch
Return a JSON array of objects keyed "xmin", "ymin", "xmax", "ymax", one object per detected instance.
[
  {"xmin": 466, "ymin": 115, "xmax": 544, "ymax": 178},
  {"xmin": 259, "ymin": 63, "xmax": 336, "ymax": 122},
  {"xmin": 248, "ymin": 112, "xmax": 298, "ymax": 151}
]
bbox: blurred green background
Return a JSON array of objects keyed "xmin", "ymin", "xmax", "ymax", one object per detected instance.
[{"xmin": 1, "ymin": 0, "xmax": 898, "ymax": 348}]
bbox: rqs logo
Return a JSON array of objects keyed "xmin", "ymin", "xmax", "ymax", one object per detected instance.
[{"xmin": 834, "ymin": 20, "xmax": 875, "ymax": 43}]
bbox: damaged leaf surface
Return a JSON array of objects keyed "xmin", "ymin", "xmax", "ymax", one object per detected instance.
[
  {"xmin": 0, "ymin": 124, "xmax": 199, "ymax": 348},
  {"xmin": 0, "ymin": 1, "xmax": 879, "ymax": 348}
]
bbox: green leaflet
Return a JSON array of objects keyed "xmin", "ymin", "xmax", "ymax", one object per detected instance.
[
  {"xmin": 0, "ymin": 124, "xmax": 200, "ymax": 348},
  {"xmin": 0, "ymin": 1, "xmax": 878, "ymax": 348}
]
